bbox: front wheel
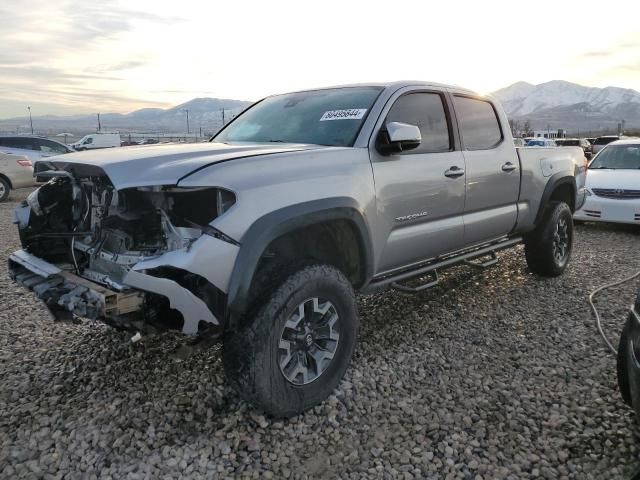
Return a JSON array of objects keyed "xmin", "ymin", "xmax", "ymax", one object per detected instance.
[
  {"xmin": 223, "ymin": 264, "xmax": 358, "ymax": 417},
  {"xmin": 524, "ymin": 201, "xmax": 574, "ymax": 277}
]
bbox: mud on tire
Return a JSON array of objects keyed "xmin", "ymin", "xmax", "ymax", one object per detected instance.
[{"xmin": 223, "ymin": 264, "xmax": 358, "ymax": 417}]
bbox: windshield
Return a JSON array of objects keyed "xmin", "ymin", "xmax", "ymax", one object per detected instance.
[
  {"xmin": 590, "ymin": 144, "xmax": 640, "ymax": 169},
  {"xmin": 527, "ymin": 140, "xmax": 546, "ymax": 146},
  {"xmin": 214, "ymin": 87, "xmax": 383, "ymax": 147},
  {"xmin": 558, "ymin": 140, "xmax": 579, "ymax": 146}
]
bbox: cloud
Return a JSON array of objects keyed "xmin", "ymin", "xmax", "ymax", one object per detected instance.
[
  {"xmin": 0, "ymin": 0, "xmax": 180, "ymax": 117},
  {"xmin": 582, "ymin": 51, "xmax": 610, "ymax": 58}
]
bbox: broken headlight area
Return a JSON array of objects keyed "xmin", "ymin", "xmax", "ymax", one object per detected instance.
[{"xmin": 11, "ymin": 173, "xmax": 236, "ymax": 336}]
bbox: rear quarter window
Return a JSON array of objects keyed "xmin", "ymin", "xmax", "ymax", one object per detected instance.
[{"xmin": 453, "ymin": 96, "xmax": 503, "ymax": 150}]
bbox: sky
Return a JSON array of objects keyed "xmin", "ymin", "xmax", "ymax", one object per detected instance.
[{"xmin": 1, "ymin": 0, "xmax": 640, "ymax": 119}]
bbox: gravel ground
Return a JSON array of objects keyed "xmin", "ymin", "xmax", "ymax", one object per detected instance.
[{"xmin": 1, "ymin": 187, "xmax": 639, "ymax": 479}]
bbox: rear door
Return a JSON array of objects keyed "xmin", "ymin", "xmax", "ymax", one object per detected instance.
[
  {"xmin": 370, "ymin": 87, "xmax": 467, "ymax": 274},
  {"xmin": 450, "ymin": 94, "xmax": 520, "ymax": 245}
]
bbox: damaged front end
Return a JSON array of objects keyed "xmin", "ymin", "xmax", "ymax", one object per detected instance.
[{"xmin": 9, "ymin": 166, "xmax": 239, "ymax": 336}]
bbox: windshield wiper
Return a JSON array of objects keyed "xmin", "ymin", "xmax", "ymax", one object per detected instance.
[{"xmin": 267, "ymin": 139, "xmax": 286, "ymax": 143}]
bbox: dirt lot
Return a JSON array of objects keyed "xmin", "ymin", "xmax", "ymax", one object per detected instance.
[{"xmin": 1, "ymin": 187, "xmax": 639, "ymax": 479}]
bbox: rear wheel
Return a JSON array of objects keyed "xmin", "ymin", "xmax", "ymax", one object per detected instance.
[
  {"xmin": 223, "ymin": 264, "xmax": 358, "ymax": 417},
  {"xmin": 0, "ymin": 177, "xmax": 10, "ymax": 202},
  {"xmin": 617, "ymin": 319, "xmax": 633, "ymax": 406},
  {"xmin": 525, "ymin": 201, "xmax": 574, "ymax": 277},
  {"xmin": 618, "ymin": 293, "xmax": 640, "ymax": 407}
]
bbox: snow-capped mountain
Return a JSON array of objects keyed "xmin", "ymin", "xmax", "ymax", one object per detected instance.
[{"xmin": 492, "ymin": 80, "xmax": 640, "ymax": 132}]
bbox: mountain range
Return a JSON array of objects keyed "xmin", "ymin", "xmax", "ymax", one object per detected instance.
[
  {"xmin": 1, "ymin": 80, "xmax": 639, "ymax": 136},
  {"xmin": 0, "ymin": 98, "xmax": 253, "ymax": 136},
  {"xmin": 492, "ymin": 80, "xmax": 640, "ymax": 133}
]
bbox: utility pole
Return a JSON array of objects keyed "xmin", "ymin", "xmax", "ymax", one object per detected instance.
[
  {"xmin": 221, "ymin": 108, "xmax": 225, "ymax": 126},
  {"xmin": 97, "ymin": 113, "xmax": 102, "ymax": 132},
  {"xmin": 182, "ymin": 109, "xmax": 190, "ymax": 134},
  {"xmin": 27, "ymin": 106, "xmax": 33, "ymax": 134}
]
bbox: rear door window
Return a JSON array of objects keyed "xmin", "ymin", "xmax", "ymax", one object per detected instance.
[
  {"xmin": 0, "ymin": 137, "xmax": 26, "ymax": 149},
  {"xmin": 453, "ymin": 96, "xmax": 503, "ymax": 150},
  {"xmin": 0, "ymin": 137, "xmax": 38, "ymax": 151}
]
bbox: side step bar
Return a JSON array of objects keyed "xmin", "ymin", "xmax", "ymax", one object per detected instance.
[
  {"xmin": 464, "ymin": 251, "xmax": 498, "ymax": 269},
  {"xmin": 391, "ymin": 271, "xmax": 439, "ymax": 294},
  {"xmin": 368, "ymin": 237, "xmax": 522, "ymax": 294}
]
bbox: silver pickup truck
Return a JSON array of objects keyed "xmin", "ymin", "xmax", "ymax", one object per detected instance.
[{"xmin": 9, "ymin": 81, "xmax": 587, "ymax": 416}]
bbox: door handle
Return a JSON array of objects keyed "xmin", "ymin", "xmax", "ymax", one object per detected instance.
[
  {"xmin": 502, "ymin": 162, "xmax": 517, "ymax": 172},
  {"xmin": 444, "ymin": 166, "xmax": 465, "ymax": 178}
]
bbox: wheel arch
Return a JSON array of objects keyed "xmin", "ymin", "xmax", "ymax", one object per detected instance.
[
  {"xmin": 0, "ymin": 173, "xmax": 13, "ymax": 190},
  {"xmin": 226, "ymin": 198, "xmax": 374, "ymax": 321},
  {"xmin": 534, "ymin": 173, "xmax": 577, "ymax": 226}
]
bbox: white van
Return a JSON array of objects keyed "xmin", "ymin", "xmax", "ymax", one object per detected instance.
[{"xmin": 71, "ymin": 133, "xmax": 121, "ymax": 151}]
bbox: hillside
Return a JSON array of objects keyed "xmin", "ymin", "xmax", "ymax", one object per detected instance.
[
  {"xmin": 0, "ymin": 98, "xmax": 254, "ymax": 136},
  {"xmin": 492, "ymin": 80, "xmax": 640, "ymax": 133}
]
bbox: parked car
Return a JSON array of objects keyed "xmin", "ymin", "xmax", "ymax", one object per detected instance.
[
  {"xmin": 0, "ymin": 152, "xmax": 35, "ymax": 202},
  {"xmin": 513, "ymin": 138, "xmax": 527, "ymax": 147},
  {"xmin": 618, "ymin": 289, "xmax": 640, "ymax": 418},
  {"xmin": 71, "ymin": 133, "xmax": 121, "ymax": 151},
  {"xmin": 591, "ymin": 135, "xmax": 623, "ymax": 155},
  {"xmin": 526, "ymin": 138, "xmax": 557, "ymax": 147},
  {"xmin": 574, "ymin": 139, "xmax": 640, "ymax": 224},
  {"xmin": 9, "ymin": 81, "xmax": 587, "ymax": 416},
  {"xmin": 0, "ymin": 135, "xmax": 73, "ymax": 164},
  {"xmin": 556, "ymin": 138, "xmax": 593, "ymax": 159}
]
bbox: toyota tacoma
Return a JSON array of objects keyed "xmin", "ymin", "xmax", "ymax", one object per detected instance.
[{"xmin": 9, "ymin": 81, "xmax": 587, "ymax": 416}]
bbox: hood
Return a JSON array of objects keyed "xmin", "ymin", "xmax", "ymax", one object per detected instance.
[
  {"xmin": 586, "ymin": 168, "xmax": 640, "ymax": 190},
  {"xmin": 42, "ymin": 142, "xmax": 321, "ymax": 189}
]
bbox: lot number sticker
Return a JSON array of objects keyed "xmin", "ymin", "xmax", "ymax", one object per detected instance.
[{"xmin": 320, "ymin": 109, "xmax": 367, "ymax": 121}]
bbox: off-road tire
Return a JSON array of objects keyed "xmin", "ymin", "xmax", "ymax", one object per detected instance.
[
  {"xmin": 617, "ymin": 293, "xmax": 640, "ymax": 407},
  {"xmin": 524, "ymin": 201, "xmax": 574, "ymax": 277},
  {"xmin": 223, "ymin": 264, "xmax": 358, "ymax": 417},
  {"xmin": 617, "ymin": 319, "xmax": 633, "ymax": 406},
  {"xmin": 0, "ymin": 177, "xmax": 10, "ymax": 202}
]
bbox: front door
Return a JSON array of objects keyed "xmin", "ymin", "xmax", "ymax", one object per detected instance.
[{"xmin": 370, "ymin": 89, "xmax": 467, "ymax": 274}]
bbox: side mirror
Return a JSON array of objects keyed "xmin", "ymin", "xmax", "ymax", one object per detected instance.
[{"xmin": 377, "ymin": 122, "xmax": 421, "ymax": 154}]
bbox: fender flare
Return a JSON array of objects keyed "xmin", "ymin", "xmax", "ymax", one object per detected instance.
[
  {"xmin": 534, "ymin": 173, "xmax": 577, "ymax": 226},
  {"xmin": 226, "ymin": 197, "xmax": 374, "ymax": 319}
]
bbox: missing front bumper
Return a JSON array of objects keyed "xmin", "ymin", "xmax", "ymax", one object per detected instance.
[{"xmin": 8, "ymin": 249, "xmax": 219, "ymax": 334}]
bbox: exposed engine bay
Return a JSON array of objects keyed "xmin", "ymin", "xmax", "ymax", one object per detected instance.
[{"xmin": 9, "ymin": 167, "xmax": 238, "ymax": 335}]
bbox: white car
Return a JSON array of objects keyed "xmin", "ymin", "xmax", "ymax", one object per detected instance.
[
  {"xmin": 574, "ymin": 139, "xmax": 640, "ymax": 225},
  {"xmin": 0, "ymin": 152, "xmax": 35, "ymax": 202},
  {"xmin": 0, "ymin": 135, "xmax": 74, "ymax": 164}
]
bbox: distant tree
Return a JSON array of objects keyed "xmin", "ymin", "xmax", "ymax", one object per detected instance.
[
  {"xmin": 512, "ymin": 119, "xmax": 521, "ymax": 136},
  {"xmin": 523, "ymin": 120, "xmax": 532, "ymax": 136}
]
